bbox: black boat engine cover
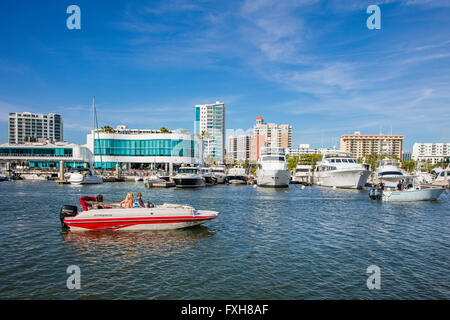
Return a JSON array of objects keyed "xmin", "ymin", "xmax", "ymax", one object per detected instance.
[{"xmin": 60, "ymin": 205, "xmax": 78, "ymax": 228}]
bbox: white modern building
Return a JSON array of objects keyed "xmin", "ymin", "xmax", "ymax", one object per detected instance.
[
  {"xmin": 194, "ymin": 102, "xmax": 225, "ymax": 161},
  {"xmin": 412, "ymin": 143, "xmax": 450, "ymax": 164},
  {"xmin": 86, "ymin": 126, "xmax": 203, "ymax": 173},
  {"xmin": 227, "ymin": 134, "xmax": 252, "ymax": 161},
  {"xmin": 8, "ymin": 112, "xmax": 63, "ymax": 144},
  {"xmin": 0, "ymin": 141, "xmax": 92, "ymax": 169},
  {"xmin": 286, "ymin": 144, "xmax": 339, "ymax": 156}
]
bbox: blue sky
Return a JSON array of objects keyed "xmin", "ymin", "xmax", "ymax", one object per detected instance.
[{"xmin": 0, "ymin": 0, "xmax": 449, "ymax": 151}]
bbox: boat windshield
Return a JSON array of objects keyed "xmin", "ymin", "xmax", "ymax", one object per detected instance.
[
  {"xmin": 179, "ymin": 168, "xmax": 199, "ymax": 174},
  {"xmin": 379, "ymin": 171, "xmax": 403, "ymax": 176},
  {"xmin": 262, "ymin": 156, "xmax": 285, "ymax": 162}
]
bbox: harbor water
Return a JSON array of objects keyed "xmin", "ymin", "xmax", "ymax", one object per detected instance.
[{"xmin": 0, "ymin": 181, "xmax": 449, "ymax": 299}]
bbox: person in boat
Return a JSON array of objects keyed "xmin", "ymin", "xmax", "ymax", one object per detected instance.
[
  {"xmin": 134, "ymin": 192, "xmax": 145, "ymax": 208},
  {"xmin": 397, "ymin": 180, "xmax": 402, "ymax": 191},
  {"xmin": 379, "ymin": 182, "xmax": 385, "ymax": 190},
  {"xmin": 120, "ymin": 193, "xmax": 134, "ymax": 208},
  {"xmin": 93, "ymin": 194, "xmax": 104, "ymax": 209}
]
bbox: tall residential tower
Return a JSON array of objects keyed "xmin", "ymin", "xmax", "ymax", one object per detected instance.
[
  {"xmin": 194, "ymin": 101, "xmax": 225, "ymax": 162},
  {"xmin": 8, "ymin": 112, "xmax": 63, "ymax": 144}
]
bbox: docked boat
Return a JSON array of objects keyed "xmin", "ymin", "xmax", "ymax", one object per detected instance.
[
  {"xmin": 0, "ymin": 175, "xmax": 8, "ymax": 181},
  {"xmin": 60, "ymin": 196, "xmax": 218, "ymax": 231},
  {"xmin": 256, "ymin": 147, "xmax": 290, "ymax": 187},
  {"xmin": 134, "ymin": 176, "xmax": 144, "ymax": 182},
  {"xmin": 375, "ymin": 159, "xmax": 404, "ymax": 187},
  {"xmin": 200, "ymin": 168, "xmax": 218, "ymax": 185},
  {"xmin": 67, "ymin": 168, "xmax": 103, "ymax": 185},
  {"xmin": 292, "ymin": 164, "xmax": 313, "ymax": 185},
  {"xmin": 144, "ymin": 174, "xmax": 175, "ymax": 188},
  {"xmin": 314, "ymin": 152, "xmax": 371, "ymax": 189},
  {"xmin": 21, "ymin": 173, "xmax": 52, "ymax": 181},
  {"xmin": 172, "ymin": 166, "xmax": 205, "ymax": 188},
  {"xmin": 226, "ymin": 167, "xmax": 248, "ymax": 185},
  {"xmin": 210, "ymin": 166, "xmax": 227, "ymax": 184},
  {"xmin": 369, "ymin": 176, "xmax": 445, "ymax": 201},
  {"xmin": 431, "ymin": 165, "xmax": 450, "ymax": 187}
]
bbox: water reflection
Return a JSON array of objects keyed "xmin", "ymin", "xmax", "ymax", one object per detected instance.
[{"xmin": 61, "ymin": 226, "xmax": 217, "ymax": 259}]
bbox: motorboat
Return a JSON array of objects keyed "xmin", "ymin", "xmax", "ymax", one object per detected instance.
[
  {"xmin": 210, "ymin": 166, "xmax": 227, "ymax": 184},
  {"xmin": 134, "ymin": 176, "xmax": 144, "ymax": 182},
  {"xmin": 256, "ymin": 147, "xmax": 290, "ymax": 187},
  {"xmin": 144, "ymin": 173, "xmax": 175, "ymax": 188},
  {"xmin": 369, "ymin": 176, "xmax": 445, "ymax": 201},
  {"xmin": 200, "ymin": 168, "xmax": 218, "ymax": 185},
  {"xmin": 60, "ymin": 196, "xmax": 218, "ymax": 231},
  {"xmin": 20, "ymin": 173, "xmax": 52, "ymax": 181},
  {"xmin": 172, "ymin": 166, "xmax": 205, "ymax": 188},
  {"xmin": 226, "ymin": 167, "xmax": 248, "ymax": 185},
  {"xmin": 375, "ymin": 158, "xmax": 405, "ymax": 187},
  {"xmin": 292, "ymin": 164, "xmax": 313, "ymax": 185},
  {"xmin": 431, "ymin": 164, "xmax": 450, "ymax": 187},
  {"xmin": 314, "ymin": 152, "xmax": 371, "ymax": 189},
  {"xmin": 67, "ymin": 168, "xmax": 103, "ymax": 185}
]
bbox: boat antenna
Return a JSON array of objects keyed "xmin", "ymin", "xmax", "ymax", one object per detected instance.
[{"xmin": 93, "ymin": 97, "xmax": 103, "ymax": 174}]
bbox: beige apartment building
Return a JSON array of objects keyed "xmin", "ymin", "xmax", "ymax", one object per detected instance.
[
  {"xmin": 250, "ymin": 116, "xmax": 292, "ymax": 160},
  {"xmin": 340, "ymin": 131, "xmax": 404, "ymax": 159}
]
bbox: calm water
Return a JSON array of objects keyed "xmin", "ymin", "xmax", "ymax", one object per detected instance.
[{"xmin": 0, "ymin": 181, "xmax": 449, "ymax": 299}]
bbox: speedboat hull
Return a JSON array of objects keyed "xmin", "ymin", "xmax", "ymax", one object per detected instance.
[
  {"xmin": 63, "ymin": 206, "xmax": 218, "ymax": 231},
  {"xmin": 381, "ymin": 188, "xmax": 445, "ymax": 201},
  {"xmin": 256, "ymin": 169, "xmax": 290, "ymax": 187},
  {"xmin": 315, "ymin": 169, "xmax": 370, "ymax": 189},
  {"xmin": 172, "ymin": 176, "xmax": 205, "ymax": 188},
  {"xmin": 68, "ymin": 173, "xmax": 103, "ymax": 185}
]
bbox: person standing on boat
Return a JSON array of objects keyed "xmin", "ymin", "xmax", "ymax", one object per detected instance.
[
  {"xmin": 134, "ymin": 192, "xmax": 145, "ymax": 208},
  {"xmin": 120, "ymin": 193, "xmax": 134, "ymax": 208},
  {"xmin": 397, "ymin": 180, "xmax": 402, "ymax": 191}
]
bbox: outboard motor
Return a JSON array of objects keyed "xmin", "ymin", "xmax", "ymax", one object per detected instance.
[
  {"xmin": 369, "ymin": 188, "xmax": 382, "ymax": 200},
  {"xmin": 60, "ymin": 205, "xmax": 78, "ymax": 229}
]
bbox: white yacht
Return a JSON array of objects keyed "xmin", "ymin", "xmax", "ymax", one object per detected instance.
[
  {"xmin": 172, "ymin": 166, "xmax": 205, "ymax": 188},
  {"xmin": 200, "ymin": 167, "xmax": 218, "ymax": 185},
  {"xmin": 67, "ymin": 168, "xmax": 103, "ymax": 185},
  {"xmin": 210, "ymin": 166, "xmax": 227, "ymax": 184},
  {"xmin": 292, "ymin": 164, "xmax": 313, "ymax": 185},
  {"xmin": 432, "ymin": 164, "xmax": 450, "ymax": 187},
  {"xmin": 226, "ymin": 167, "xmax": 248, "ymax": 185},
  {"xmin": 375, "ymin": 159, "xmax": 404, "ymax": 187},
  {"xmin": 256, "ymin": 147, "xmax": 290, "ymax": 187},
  {"xmin": 314, "ymin": 152, "xmax": 371, "ymax": 189}
]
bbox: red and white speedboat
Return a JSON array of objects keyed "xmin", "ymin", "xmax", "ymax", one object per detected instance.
[{"xmin": 60, "ymin": 196, "xmax": 219, "ymax": 231}]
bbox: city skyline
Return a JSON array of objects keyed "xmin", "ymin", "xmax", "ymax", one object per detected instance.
[{"xmin": 0, "ymin": 1, "xmax": 449, "ymax": 151}]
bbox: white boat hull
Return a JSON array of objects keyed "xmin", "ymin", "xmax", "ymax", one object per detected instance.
[
  {"xmin": 64, "ymin": 206, "xmax": 218, "ymax": 231},
  {"xmin": 68, "ymin": 173, "xmax": 103, "ymax": 185},
  {"xmin": 256, "ymin": 169, "xmax": 290, "ymax": 187},
  {"xmin": 382, "ymin": 188, "xmax": 446, "ymax": 201},
  {"xmin": 315, "ymin": 169, "xmax": 370, "ymax": 189}
]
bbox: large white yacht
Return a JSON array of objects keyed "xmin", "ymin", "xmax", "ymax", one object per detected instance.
[
  {"xmin": 314, "ymin": 152, "xmax": 371, "ymax": 189},
  {"xmin": 172, "ymin": 166, "xmax": 205, "ymax": 188},
  {"xmin": 256, "ymin": 147, "xmax": 290, "ymax": 187},
  {"xmin": 375, "ymin": 158, "xmax": 404, "ymax": 187},
  {"xmin": 67, "ymin": 168, "xmax": 103, "ymax": 185}
]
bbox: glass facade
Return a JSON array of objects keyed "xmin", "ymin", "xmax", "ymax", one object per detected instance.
[
  {"xmin": 93, "ymin": 139, "xmax": 197, "ymax": 157},
  {"xmin": 0, "ymin": 147, "xmax": 72, "ymax": 157}
]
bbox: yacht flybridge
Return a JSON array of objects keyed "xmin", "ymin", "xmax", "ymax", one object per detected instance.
[
  {"xmin": 375, "ymin": 158, "xmax": 404, "ymax": 187},
  {"xmin": 314, "ymin": 151, "xmax": 370, "ymax": 189},
  {"xmin": 256, "ymin": 147, "xmax": 290, "ymax": 187},
  {"xmin": 60, "ymin": 196, "xmax": 218, "ymax": 231}
]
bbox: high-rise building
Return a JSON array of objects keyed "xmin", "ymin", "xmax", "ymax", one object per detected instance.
[
  {"xmin": 340, "ymin": 131, "xmax": 403, "ymax": 159},
  {"xmin": 194, "ymin": 102, "xmax": 225, "ymax": 161},
  {"xmin": 8, "ymin": 112, "xmax": 63, "ymax": 144},
  {"xmin": 227, "ymin": 133, "xmax": 252, "ymax": 161},
  {"xmin": 412, "ymin": 143, "xmax": 450, "ymax": 164},
  {"xmin": 250, "ymin": 116, "xmax": 292, "ymax": 160}
]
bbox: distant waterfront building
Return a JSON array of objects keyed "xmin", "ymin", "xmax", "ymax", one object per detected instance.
[
  {"xmin": 340, "ymin": 131, "xmax": 404, "ymax": 159},
  {"xmin": 87, "ymin": 125, "xmax": 203, "ymax": 173},
  {"xmin": 286, "ymin": 144, "xmax": 339, "ymax": 156},
  {"xmin": 402, "ymin": 151, "xmax": 412, "ymax": 162},
  {"xmin": 8, "ymin": 112, "xmax": 63, "ymax": 144},
  {"xmin": 412, "ymin": 143, "xmax": 450, "ymax": 164},
  {"xmin": 227, "ymin": 133, "xmax": 252, "ymax": 161},
  {"xmin": 194, "ymin": 102, "xmax": 225, "ymax": 162},
  {"xmin": 250, "ymin": 116, "xmax": 292, "ymax": 160},
  {"xmin": 0, "ymin": 141, "xmax": 92, "ymax": 169}
]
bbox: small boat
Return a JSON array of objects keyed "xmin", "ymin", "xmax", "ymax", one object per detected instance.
[
  {"xmin": 172, "ymin": 166, "xmax": 205, "ymax": 188},
  {"xmin": 226, "ymin": 167, "xmax": 248, "ymax": 185},
  {"xmin": 0, "ymin": 176, "xmax": 8, "ymax": 181},
  {"xmin": 67, "ymin": 168, "xmax": 103, "ymax": 185},
  {"xmin": 210, "ymin": 166, "xmax": 227, "ymax": 184},
  {"xmin": 200, "ymin": 168, "xmax": 218, "ymax": 185},
  {"xmin": 134, "ymin": 176, "xmax": 144, "ymax": 182},
  {"xmin": 60, "ymin": 196, "xmax": 218, "ymax": 231},
  {"xmin": 369, "ymin": 176, "xmax": 446, "ymax": 201},
  {"xmin": 21, "ymin": 173, "xmax": 52, "ymax": 181}
]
